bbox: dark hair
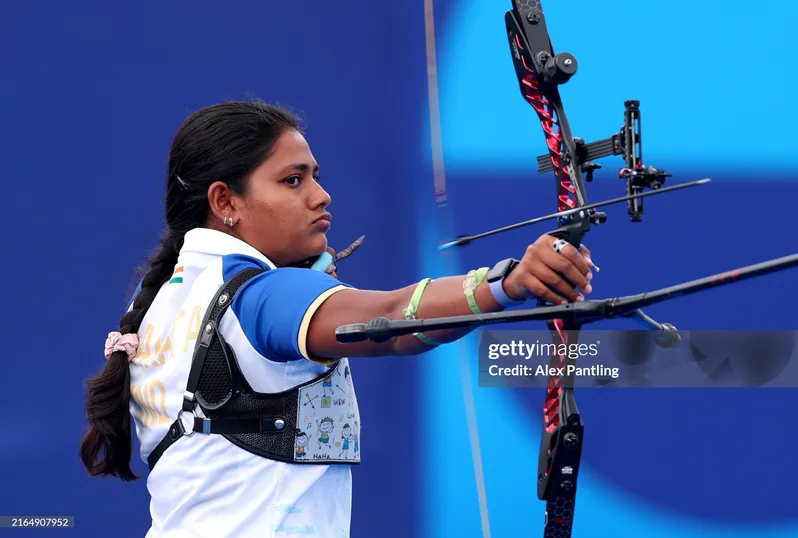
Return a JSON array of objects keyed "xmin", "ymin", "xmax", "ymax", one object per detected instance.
[{"xmin": 80, "ymin": 101, "xmax": 301, "ymax": 480}]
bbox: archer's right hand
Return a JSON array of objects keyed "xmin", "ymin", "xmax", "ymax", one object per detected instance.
[{"xmin": 503, "ymin": 234, "xmax": 595, "ymax": 305}]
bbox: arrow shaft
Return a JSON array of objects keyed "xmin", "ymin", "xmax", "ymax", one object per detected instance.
[{"xmin": 442, "ymin": 178, "xmax": 710, "ymax": 248}]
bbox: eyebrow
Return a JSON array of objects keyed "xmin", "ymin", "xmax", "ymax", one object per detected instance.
[{"xmin": 277, "ymin": 163, "xmax": 319, "ymax": 176}]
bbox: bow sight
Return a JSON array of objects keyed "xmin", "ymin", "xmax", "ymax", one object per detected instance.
[{"xmin": 536, "ymin": 99, "xmax": 673, "ymax": 223}]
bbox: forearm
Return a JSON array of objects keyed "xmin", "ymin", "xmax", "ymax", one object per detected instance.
[
  {"xmin": 305, "ymin": 270, "xmax": 516, "ymax": 359},
  {"xmin": 307, "ymin": 233, "xmax": 592, "ymax": 360},
  {"xmin": 385, "ymin": 272, "xmax": 511, "ymax": 355}
]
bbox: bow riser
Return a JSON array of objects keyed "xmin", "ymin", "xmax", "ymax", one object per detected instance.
[
  {"xmin": 507, "ymin": 4, "xmax": 590, "ymax": 537},
  {"xmin": 505, "ymin": 10, "xmax": 587, "ymax": 216}
]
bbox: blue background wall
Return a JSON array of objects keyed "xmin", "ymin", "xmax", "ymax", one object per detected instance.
[{"xmin": 1, "ymin": 0, "xmax": 796, "ymax": 537}]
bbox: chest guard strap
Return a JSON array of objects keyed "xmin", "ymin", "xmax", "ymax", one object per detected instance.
[{"xmin": 147, "ymin": 267, "xmax": 361, "ymax": 471}]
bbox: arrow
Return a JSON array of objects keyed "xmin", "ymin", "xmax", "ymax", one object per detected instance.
[{"xmin": 439, "ymin": 178, "xmax": 710, "ymax": 249}]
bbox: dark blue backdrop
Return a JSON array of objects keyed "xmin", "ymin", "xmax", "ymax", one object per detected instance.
[{"xmin": 2, "ymin": 0, "xmax": 796, "ymax": 537}]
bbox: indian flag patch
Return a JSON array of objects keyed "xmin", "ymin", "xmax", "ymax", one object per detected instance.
[{"xmin": 169, "ymin": 266, "xmax": 184, "ymax": 284}]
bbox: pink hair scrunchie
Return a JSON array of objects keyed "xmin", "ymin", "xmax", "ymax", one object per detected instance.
[{"xmin": 104, "ymin": 331, "xmax": 139, "ymax": 361}]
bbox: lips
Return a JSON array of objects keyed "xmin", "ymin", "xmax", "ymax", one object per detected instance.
[{"xmin": 313, "ymin": 213, "xmax": 332, "ymax": 224}]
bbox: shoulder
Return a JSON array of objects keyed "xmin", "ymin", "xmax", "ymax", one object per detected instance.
[
  {"xmin": 220, "ymin": 254, "xmax": 354, "ymax": 363},
  {"xmin": 220, "ymin": 253, "xmax": 353, "ymax": 292},
  {"xmin": 221, "ymin": 253, "xmax": 272, "ymax": 280}
]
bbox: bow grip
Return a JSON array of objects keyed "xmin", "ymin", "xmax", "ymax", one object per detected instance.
[
  {"xmin": 548, "ymin": 217, "xmax": 589, "ymax": 250},
  {"xmin": 540, "ymin": 218, "xmax": 590, "ymax": 309}
]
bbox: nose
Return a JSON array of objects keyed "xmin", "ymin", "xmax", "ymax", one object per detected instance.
[{"xmin": 309, "ymin": 180, "xmax": 331, "ymax": 210}]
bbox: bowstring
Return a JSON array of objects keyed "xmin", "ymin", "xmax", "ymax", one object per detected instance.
[{"xmin": 423, "ymin": 2, "xmax": 492, "ymax": 537}]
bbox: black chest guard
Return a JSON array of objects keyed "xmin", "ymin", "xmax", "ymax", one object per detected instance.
[{"xmin": 147, "ymin": 268, "xmax": 362, "ymax": 471}]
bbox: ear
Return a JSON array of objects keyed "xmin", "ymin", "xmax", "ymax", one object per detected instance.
[{"xmin": 207, "ymin": 181, "xmax": 240, "ymax": 223}]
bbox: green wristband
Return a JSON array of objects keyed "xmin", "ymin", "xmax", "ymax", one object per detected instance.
[
  {"xmin": 413, "ymin": 332, "xmax": 441, "ymax": 347},
  {"xmin": 403, "ymin": 278, "xmax": 441, "ymax": 347},
  {"xmin": 463, "ymin": 267, "xmax": 490, "ymax": 315},
  {"xmin": 403, "ymin": 278, "xmax": 432, "ymax": 319}
]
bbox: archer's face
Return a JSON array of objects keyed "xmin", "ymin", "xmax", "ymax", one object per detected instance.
[{"xmin": 233, "ymin": 129, "xmax": 332, "ymax": 267}]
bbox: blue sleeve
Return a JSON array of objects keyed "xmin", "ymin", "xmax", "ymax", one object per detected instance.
[{"xmin": 223, "ymin": 254, "xmax": 353, "ymax": 362}]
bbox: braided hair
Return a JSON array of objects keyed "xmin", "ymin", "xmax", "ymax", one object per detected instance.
[{"xmin": 80, "ymin": 101, "xmax": 301, "ymax": 480}]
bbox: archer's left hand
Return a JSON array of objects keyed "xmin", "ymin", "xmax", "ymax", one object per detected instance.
[{"xmin": 503, "ymin": 234, "xmax": 595, "ymax": 304}]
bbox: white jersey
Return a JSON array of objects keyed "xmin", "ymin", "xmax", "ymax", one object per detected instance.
[{"xmin": 128, "ymin": 227, "xmax": 357, "ymax": 538}]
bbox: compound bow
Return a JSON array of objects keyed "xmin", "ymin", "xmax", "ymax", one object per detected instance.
[{"xmin": 335, "ymin": 1, "xmax": 798, "ymax": 537}]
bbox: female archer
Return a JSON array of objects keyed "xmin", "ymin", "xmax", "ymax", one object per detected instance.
[{"xmin": 80, "ymin": 100, "xmax": 595, "ymax": 538}]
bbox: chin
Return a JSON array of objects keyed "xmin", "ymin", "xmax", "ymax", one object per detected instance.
[{"xmin": 309, "ymin": 233, "xmax": 328, "ymax": 253}]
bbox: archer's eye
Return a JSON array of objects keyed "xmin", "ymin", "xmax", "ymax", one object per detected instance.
[{"xmin": 284, "ymin": 175, "xmax": 301, "ymax": 187}]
